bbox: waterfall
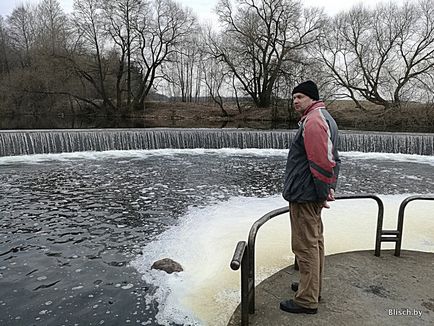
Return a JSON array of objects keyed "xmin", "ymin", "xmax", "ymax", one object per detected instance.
[{"xmin": 0, "ymin": 128, "xmax": 433, "ymax": 156}]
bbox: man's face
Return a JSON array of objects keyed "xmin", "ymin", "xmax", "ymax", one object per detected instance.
[{"xmin": 292, "ymin": 93, "xmax": 314, "ymax": 115}]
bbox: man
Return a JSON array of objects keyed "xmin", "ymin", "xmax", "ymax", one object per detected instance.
[{"xmin": 280, "ymin": 80, "xmax": 340, "ymax": 314}]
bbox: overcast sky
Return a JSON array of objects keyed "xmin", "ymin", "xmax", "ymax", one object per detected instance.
[{"xmin": 0, "ymin": 0, "xmax": 405, "ymax": 22}]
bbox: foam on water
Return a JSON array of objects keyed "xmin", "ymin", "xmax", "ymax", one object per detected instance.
[
  {"xmin": 342, "ymin": 151, "xmax": 434, "ymax": 166},
  {"xmin": 0, "ymin": 148, "xmax": 286, "ymax": 165},
  {"xmin": 130, "ymin": 195, "xmax": 289, "ymax": 326},
  {"xmin": 1, "ymin": 148, "xmax": 434, "ymax": 166},
  {"xmin": 131, "ymin": 194, "xmax": 434, "ymax": 325}
]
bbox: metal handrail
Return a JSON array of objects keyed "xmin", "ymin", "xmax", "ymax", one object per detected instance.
[
  {"xmin": 395, "ymin": 195, "xmax": 434, "ymax": 256},
  {"xmin": 334, "ymin": 195, "xmax": 384, "ymax": 257},
  {"xmin": 230, "ymin": 241, "xmax": 249, "ymax": 325},
  {"xmin": 230, "ymin": 194, "xmax": 385, "ymax": 325},
  {"xmin": 247, "ymin": 207, "xmax": 289, "ymax": 313}
]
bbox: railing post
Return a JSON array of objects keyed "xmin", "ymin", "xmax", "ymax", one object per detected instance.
[
  {"xmin": 248, "ymin": 237, "xmax": 255, "ymax": 314},
  {"xmin": 230, "ymin": 241, "xmax": 249, "ymax": 326},
  {"xmin": 396, "ymin": 199, "xmax": 407, "ymax": 257},
  {"xmin": 373, "ymin": 196, "xmax": 385, "ymax": 257},
  {"xmin": 395, "ymin": 195, "xmax": 434, "ymax": 257},
  {"xmin": 240, "ymin": 246, "xmax": 249, "ymax": 325}
]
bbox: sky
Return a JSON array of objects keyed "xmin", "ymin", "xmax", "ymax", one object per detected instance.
[{"xmin": 0, "ymin": 0, "xmax": 406, "ymax": 23}]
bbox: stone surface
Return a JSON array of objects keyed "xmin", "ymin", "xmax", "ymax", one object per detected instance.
[
  {"xmin": 228, "ymin": 250, "xmax": 434, "ymax": 326},
  {"xmin": 151, "ymin": 258, "xmax": 183, "ymax": 274}
]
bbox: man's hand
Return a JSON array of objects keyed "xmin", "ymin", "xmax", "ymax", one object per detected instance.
[
  {"xmin": 322, "ymin": 188, "xmax": 335, "ymax": 209},
  {"xmin": 327, "ymin": 188, "xmax": 335, "ymax": 201}
]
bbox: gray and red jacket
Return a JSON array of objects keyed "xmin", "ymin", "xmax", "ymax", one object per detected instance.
[{"xmin": 282, "ymin": 101, "xmax": 340, "ymax": 203}]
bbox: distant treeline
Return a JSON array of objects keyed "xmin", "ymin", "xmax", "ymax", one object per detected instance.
[{"xmin": 1, "ymin": 0, "xmax": 434, "ymax": 117}]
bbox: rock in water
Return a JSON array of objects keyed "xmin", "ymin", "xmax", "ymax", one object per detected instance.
[{"xmin": 151, "ymin": 258, "xmax": 183, "ymax": 274}]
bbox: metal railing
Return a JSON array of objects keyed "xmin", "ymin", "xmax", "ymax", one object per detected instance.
[
  {"xmin": 230, "ymin": 241, "xmax": 249, "ymax": 326},
  {"xmin": 394, "ymin": 195, "xmax": 434, "ymax": 256},
  {"xmin": 230, "ymin": 194, "xmax": 386, "ymax": 326},
  {"xmin": 374, "ymin": 195, "xmax": 434, "ymax": 257}
]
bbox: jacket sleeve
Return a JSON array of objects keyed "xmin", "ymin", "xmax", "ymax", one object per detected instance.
[
  {"xmin": 303, "ymin": 113, "xmax": 337, "ymax": 200},
  {"xmin": 331, "ymin": 150, "xmax": 341, "ymax": 190}
]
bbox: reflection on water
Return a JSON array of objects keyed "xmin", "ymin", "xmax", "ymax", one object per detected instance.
[
  {"xmin": 0, "ymin": 115, "xmax": 293, "ymax": 130},
  {"xmin": 2, "ymin": 114, "xmax": 433, "ymax": 132},
  {"xmin": 0, "ymin": 149, "xmax": 433, "ymax": 325}
]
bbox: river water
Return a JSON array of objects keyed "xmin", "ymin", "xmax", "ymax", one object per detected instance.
[{"xmin": 1, "ymin": 149, "xmax": 433, "ymax": 325}]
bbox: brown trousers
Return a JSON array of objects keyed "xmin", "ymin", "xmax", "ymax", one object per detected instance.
[{"xmin": 289, "ymin": 202, "xmax": 324, "ymax": 309}]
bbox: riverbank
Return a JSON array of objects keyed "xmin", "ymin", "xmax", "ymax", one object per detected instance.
[
  {"xmin": 1, "ymin": 100, "xmax": 433, "ymax": 132},
  {"xmin": 131, "ymin": 100, "xmax": 434, "ymax": 133}
]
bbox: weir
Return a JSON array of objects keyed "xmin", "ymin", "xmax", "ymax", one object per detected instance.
[{"xmin": 0, "ymin": 128, "xmax": 433, "ymax": 156}]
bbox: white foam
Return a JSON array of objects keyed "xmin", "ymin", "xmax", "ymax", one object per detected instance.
[
  {"xmin": 131, "ymin": 194, "xmax": 434, "ymax": 325},
  {"xmin": 0, "ymin": 148, "xmax": 287, "ymax": 165},
  {"xmin": 1, "ymin": 148, "xmax": 434, "ymax": 166},
  {"xmin": 130, "ymin": 196, "xmax": 289, "ymax": 325},
  {"xmin": 341, "ymin": 151, "xmax": 434, "ymax": 166}
]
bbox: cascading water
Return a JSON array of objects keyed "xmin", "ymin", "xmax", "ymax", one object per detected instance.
[{"xmin": 0, "ymin": 128, "xmax": 433, "ymax": 156}]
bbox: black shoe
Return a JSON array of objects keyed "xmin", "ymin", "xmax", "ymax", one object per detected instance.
[
  {"xmin": 291, "ymin": 282, "xmax": 321, "ymax": 301},
  {"xmin": 280, "ymin": 299, "xmax": 318, "ymax": 314}
]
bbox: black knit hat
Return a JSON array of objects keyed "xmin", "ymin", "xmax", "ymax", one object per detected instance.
[{"xmin": 292, "ymin": 80, "xmax": 319, "ymax": 100}]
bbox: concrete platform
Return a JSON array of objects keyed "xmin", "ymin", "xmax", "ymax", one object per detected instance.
[{"xmin": 227, "ymin": 250, "xmax": 434, "ymax": 326}]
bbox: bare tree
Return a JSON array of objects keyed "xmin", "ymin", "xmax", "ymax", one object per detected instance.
[
  {"xmin": 70, "ymin": 0, "xmax": 116, "ymax": 112},
  {"xmin": 162, "ymin": 29, "xmax": 202, "ymax": 102},
  {"xmin": 101, "ymin": 0, "xmax": 145, "ymax": 110},
  {"xmin": 317, "ymin": 0, "xmax": 434, "ymax": 111},
  {"xmin": 50, "ymin": 0, "xmax": 196, "ymax": 113},
  {"xmin": 210, "ymin": 0, "xmax": 324, "ymax": 108},
  {"xmin": 36, "ymin": 0, "xmax": 68, "ymax": 54},
  {"xmin": 0, "ymin": 17, "xmax": 10, "ymax": 76},
  {"xmin": 131, "ymin": 0, "xmax": 196, "ymax": 110},
  {"xmin": 202, "ymin": 56, "xmax": 229, "ymax": 116},
  {"xmin": 7, "ymin": 4, "xmax": 36, "ymax": 67}
]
